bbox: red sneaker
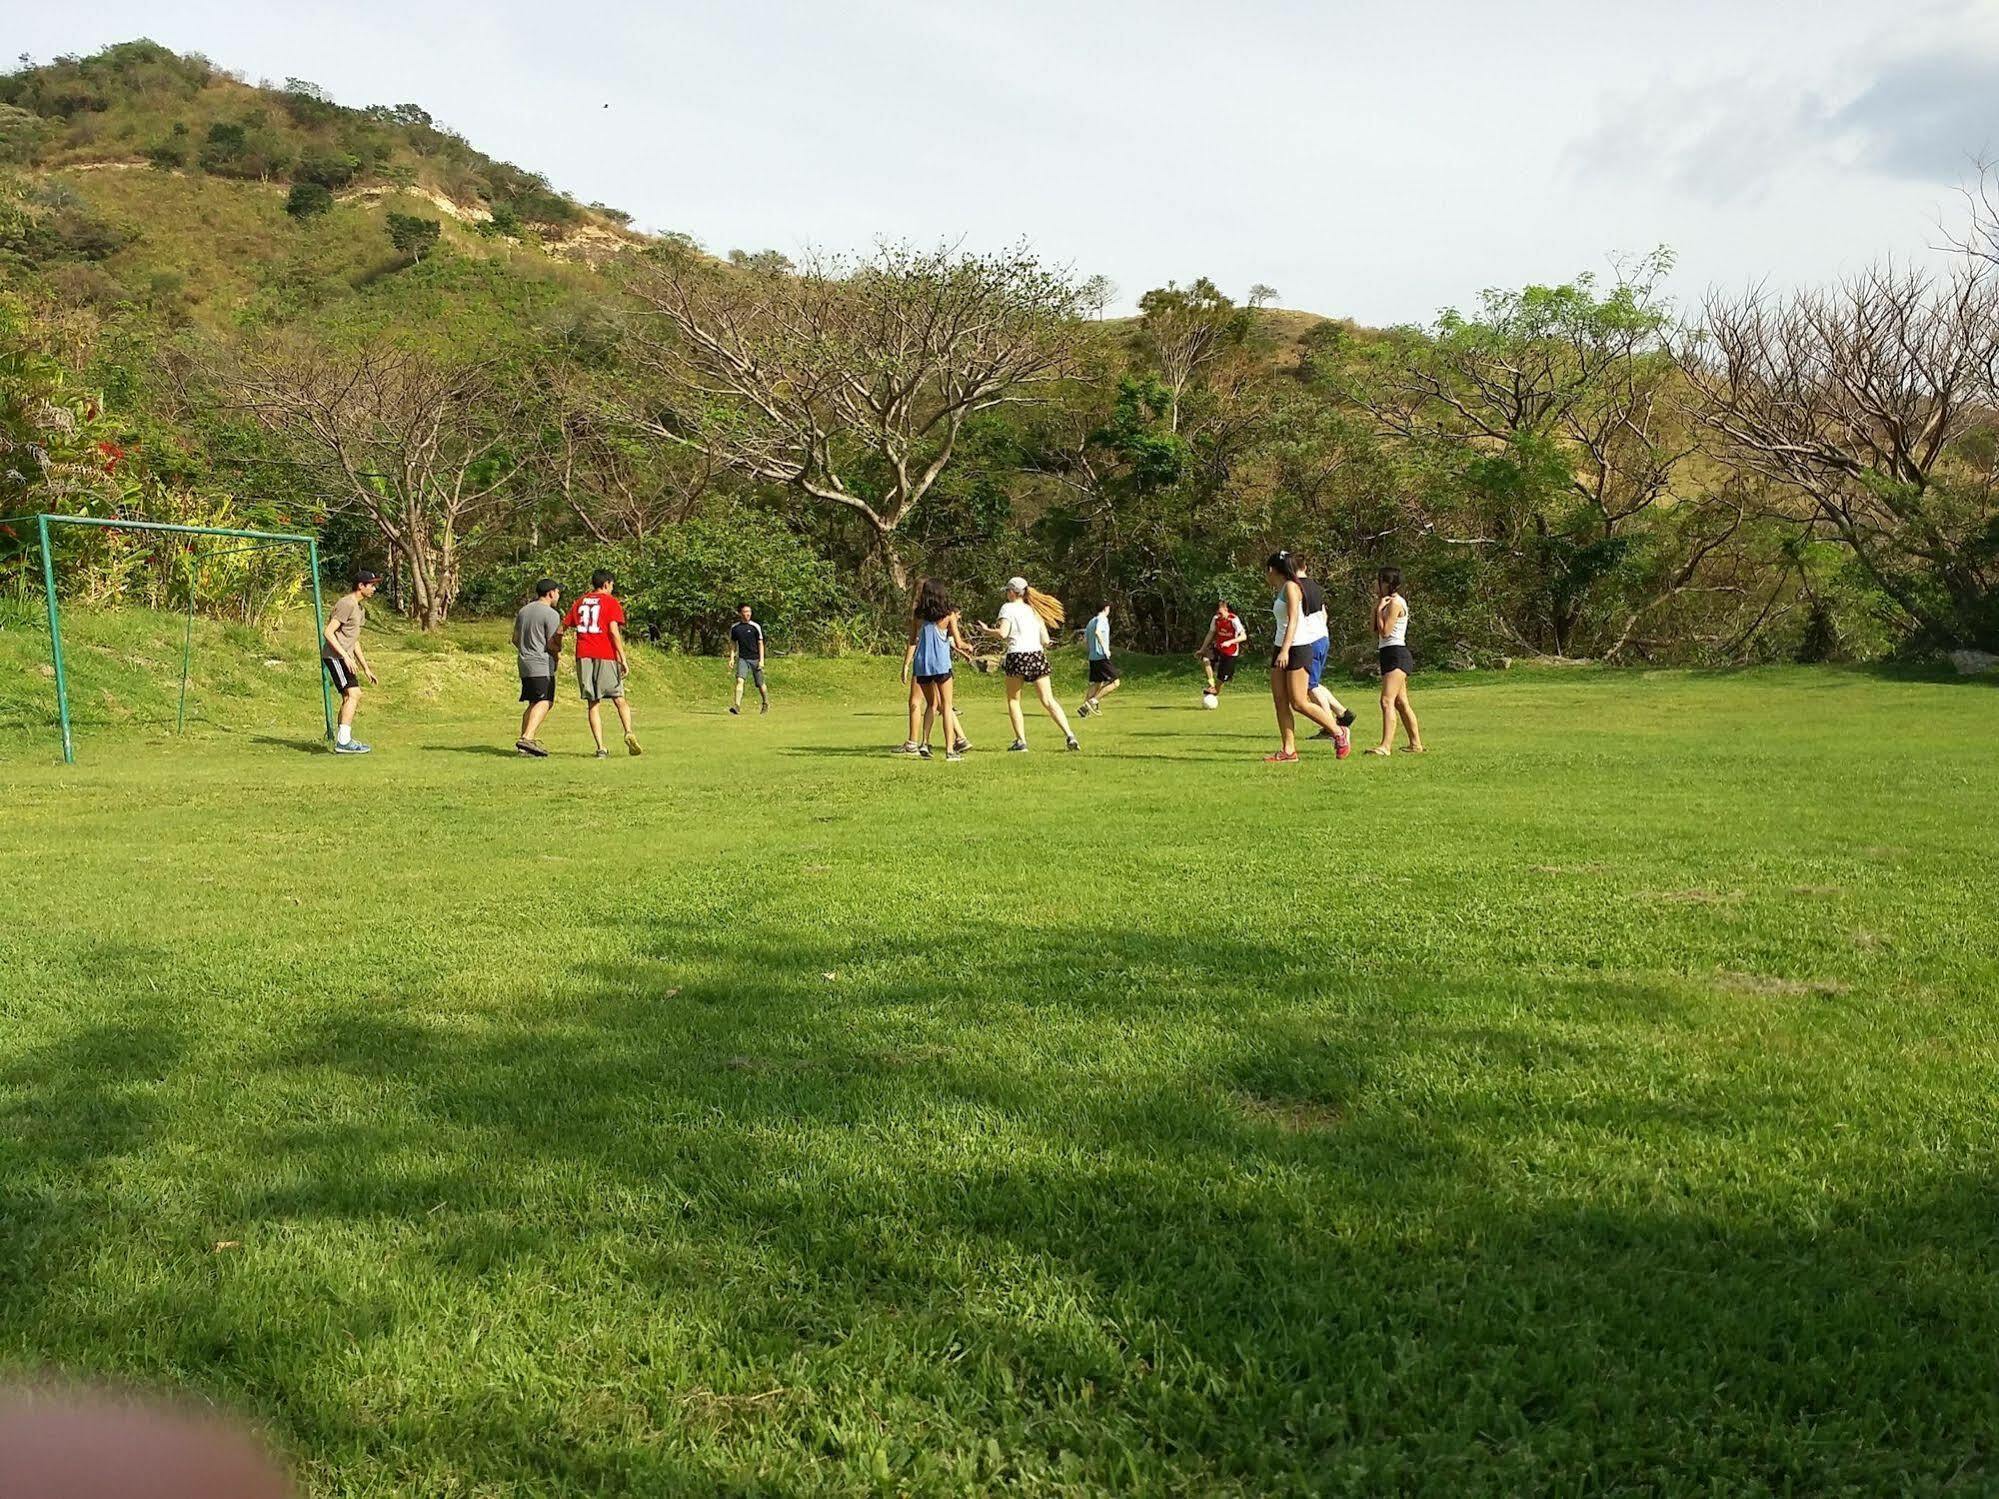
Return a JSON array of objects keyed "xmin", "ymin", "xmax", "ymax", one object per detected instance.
[
  {"xmin": 1263, "ymin": 749, "xmax": 1300, "ymax": 763},
  {"xmin": 1334, "ymin": 725, "xmax": 1352, "ymax": 760}
]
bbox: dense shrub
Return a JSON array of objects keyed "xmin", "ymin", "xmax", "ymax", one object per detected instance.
[
  {"xmin": 465, "ymin": 510, "xmax": 841, "ymax": 651},
  {"xmin": 284, "ymin": 181, "xmax": 332, "ymax": 219}
]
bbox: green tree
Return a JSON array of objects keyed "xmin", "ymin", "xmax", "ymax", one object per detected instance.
[
  {"xmin": 386, "ymin": 211, "xmax": 439, "ymax": 262},
  {"xmin": 284, "ymin": 181, "xmax": 332, "ymax": 219}
]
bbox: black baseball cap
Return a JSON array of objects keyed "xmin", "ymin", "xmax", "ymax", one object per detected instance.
[{"xmin": 354, "ymin": 570, "xmax": 382, "ymax": 586}]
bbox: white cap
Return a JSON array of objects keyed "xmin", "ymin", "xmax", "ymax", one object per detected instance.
[{"xmin": 1006, "ymin": 576, "xmax": 1028, "ymax": 593}]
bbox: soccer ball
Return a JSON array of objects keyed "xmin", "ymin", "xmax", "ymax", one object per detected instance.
[{"xmin": 1201, "ymin": 692, "xmax": 1219, "ymax": 710}]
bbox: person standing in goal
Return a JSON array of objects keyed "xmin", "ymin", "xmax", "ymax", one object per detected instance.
[
  {"xmin": 512, "ymin": 578, "xmax": 562, "ymax": 756},
  {"xmin": 727, "ymin": 604, "xmax": 769, "ymax": 716},
  {"xmin": 557, "ymin": 569, "xmax": 642, "ymax": 758},
  {"xmin": 321, "ymin": 569, "xmax": 380, "ymax": 755}
]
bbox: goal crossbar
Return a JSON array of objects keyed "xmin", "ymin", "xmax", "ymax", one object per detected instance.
[{"xmin": 24, "ymin": 513, "xmax": 333, "ymax": 764}]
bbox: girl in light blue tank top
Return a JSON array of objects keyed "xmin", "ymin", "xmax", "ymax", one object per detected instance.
[
  {"xmin": 902, "ymin": 578, "xmax": 971, "ymax": 759},
  {"xmin": 913, "ymin": 620, "xmax": 952, "ymax": 678}
]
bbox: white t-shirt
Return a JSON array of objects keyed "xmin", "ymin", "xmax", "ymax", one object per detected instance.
[
  {"xmin": 998, "ymin": 599, "xmax": 1046, "ymax": 654},
  {"xmin": 1378, "ymin": 593, "xmax": 1409, "ymax": 647},
  {"xmin": 1272, "ymin": 587, "xmax": 1329, "ymax": 647}
]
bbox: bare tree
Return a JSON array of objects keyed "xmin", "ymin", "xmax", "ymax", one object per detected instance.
[
  {"xmin": 1327, "ymin": 254, "xmax": 1729, "ymax": 656},
  {"xmin": 1135, "ymin": 277, "xmax": 1248, "ymax": 433},
  {"xmin": 618, "ymin": 241, "xmax": 1087, "ymax": 589},
  {"xmin": 1677, "ymin": 256, "xmax": 1999, "ymax": 648},
  {"xmin": 228, "ymin": 340, "xmax": 536, "ymax": 628}
]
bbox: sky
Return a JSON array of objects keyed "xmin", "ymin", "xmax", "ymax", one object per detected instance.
[{"xmin": 11, "ymin": 0, "xmax": 1999, "ymax": 324}]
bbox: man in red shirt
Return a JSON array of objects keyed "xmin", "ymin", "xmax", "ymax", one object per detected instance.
[
  {"xmin": 556, "ymin": 569, "xmax": 642, "ymax": 757},
  {"xmin": 1196, "ymin": 599, "xmax": 1248, "ymax": 695}
]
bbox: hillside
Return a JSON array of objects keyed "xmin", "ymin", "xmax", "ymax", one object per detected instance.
[
  {"xmin": 0, "ymin": 41, "xmax": 634, "ymax": 246},
  {"xmin": 0, "ymin": 40, "xmax": 649, "ymax": 341}
]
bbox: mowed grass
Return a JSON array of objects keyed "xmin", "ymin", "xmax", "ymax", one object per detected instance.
[{"xmin": 1, "ymin": 611, "xmax": 1996, "ymax": 1496}]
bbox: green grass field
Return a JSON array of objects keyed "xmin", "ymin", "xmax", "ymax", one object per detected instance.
[{"xmin": 2, "ymin": 612, "xmax": 1996, "ymax": 1496}]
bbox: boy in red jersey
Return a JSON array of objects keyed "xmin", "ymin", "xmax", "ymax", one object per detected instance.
[
  {"xmin": 1196, "ymin": 599, "xmax": 1247, "ymax": 694},
  {"xmin": 557, "ymin": 569, "xmax": 642, "ymax": 758}
]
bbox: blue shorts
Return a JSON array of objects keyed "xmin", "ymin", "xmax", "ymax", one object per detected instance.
[{"xmin": 1308, "ymin": 638, "xmax": 1329, "ymax": 690}]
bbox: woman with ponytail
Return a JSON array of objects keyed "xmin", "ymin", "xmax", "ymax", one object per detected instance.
[
  {"xmin": 1263, "ymin": 550, "xmax": 1351, "ymax": 762},
  {"xmin": 977, "ymin": 576, "xmax": 1080, "ymax": 752}
]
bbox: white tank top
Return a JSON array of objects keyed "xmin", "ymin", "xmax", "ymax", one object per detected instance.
[
  {"xmin": 1272, "ymin": 587, "xmax": 1329, "ymax": 647},
  {"xmin": 1377, "ymin": 593, "xmax": 1409, "ymax": 647}
]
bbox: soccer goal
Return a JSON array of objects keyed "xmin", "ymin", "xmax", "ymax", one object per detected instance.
[{"xmin": 25, "ymin": 514, "xmax": 335, "ymax": 764}]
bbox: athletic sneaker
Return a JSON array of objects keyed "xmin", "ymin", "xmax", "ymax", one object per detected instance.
[
  {"xmin": 1334, "ymin": 725, "xmax": 1352, "ymax": 759},
  {"xmin": 595, "ymin": 747, "xmax": 609, "ymax": 759},
  {"xmin": 918, "ymin": 744, "xmax": 932, "ymax": 760},
  {"xmin": 1263, "ymin": 749, "xmax": 1300, "ymax": 763},
  {"xmin": 625, "ymin": 734, "xmax": 642, "ymax": 757},
  {"xmin": 759, "ymin": 700, "xmax": 768, "ymax": 715},
  {"xmin": 952, "ymin": 738, "xmax": 971, "ymax": 755},
  {"xmin": 1337, "ymin": 708, "xmax": 1357, "ymax": 729},
  {"xmin": 1077, "ymin": 701, "xmax": 1095, "ymax": 719},
  {"xmin": 1007, "ymin": 740, "xmax": 1028, "ymax": 752},
  {"xmin": 515, "ymin": 738, "xmax": 548, "ymax": 758},
  {"xmin": 1066, "ymin": 736, "xmax": 1081, "ymax": 751},
  {"xmin": 729, "ymin": 705, "xmax": 740, "ymax": 715},
  {"xmin": 896, "ymin": 741, "xmax": 921, "ymax": 756},
  {"xmin": 945, "ymin": 748, "xmax": 963, "ymax": 762},
  {"xmin": 333, "ymin": 741, "xmax": 371, "ymax": 755}
]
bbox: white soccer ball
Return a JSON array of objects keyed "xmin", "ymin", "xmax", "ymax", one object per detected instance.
[{"xmin": 1201, "ymin": 692, "xmax": 1219, "ymax": 710}]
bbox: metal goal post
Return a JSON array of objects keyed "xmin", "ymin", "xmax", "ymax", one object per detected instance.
[{"xmin": 28, "ymin": 514, "xmax": 333, "ymax": 765}]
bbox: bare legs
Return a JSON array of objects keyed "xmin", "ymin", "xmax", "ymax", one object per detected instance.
[
  {"xmin": 1270, "ymin": 665, "xmax": 1344, "ymax": 755},
  {"xmin": 518, "ymin": 698, "xmax": 551, "ymax": 742},
  {"xmin": 1372, "ymin": 669, "xmax": 1423, "ymax": 754},
  {"xmin": 1006, "ymin": 675, "xmax": 1075, "ymax": 744},
  {"xmin": 916, "ymin": 677, "xmax": 966, "ymax": 748},
  {"xmin": 584, "ymin": 696, "xmax": 635, "ymax": 754}
]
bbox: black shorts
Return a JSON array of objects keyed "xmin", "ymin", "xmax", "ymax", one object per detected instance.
[
  {"xmin": 1378, "ymin": 644, "xmax": 1415, "ymax": 677},
  {"xmin": 914, "ymin": 671, "xmax": 952, "ymax": 686},
  {"xmin": 1088, "ymin": 658, "xmax": 1119, "ymax": 684},
  {"xmin": 1276, "ymin": 643, "xmax": 1316, "ymax": 673},
  {"xmin": 323, "ymin": 655, "xmax": 358, "ymax": 694},
  {"xmin": 1212, "ymin": 653, "xmax": 1239, "ymax": 684},
  {"xmin": 519, "ymin": 673, "xmax": 556, "ymax": 704},
  {"xmin": 1003, "ymin": 650, "xmax": 1050, "ymax": 683}
]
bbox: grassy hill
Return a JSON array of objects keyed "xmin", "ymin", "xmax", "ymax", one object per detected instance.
[{"xmin": 1, "ymin": 41, "xmax": 643, "ymax": 338}]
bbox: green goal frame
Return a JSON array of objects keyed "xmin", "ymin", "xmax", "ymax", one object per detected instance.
[{"xmin": 28, "ymin": 514, "xmax": 333, "ymax": 764}]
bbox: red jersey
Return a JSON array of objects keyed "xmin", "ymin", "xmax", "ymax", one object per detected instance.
[
  {"xmin": 561, "ymin": 591, "xmax": 626, "ymax": 660},
  {"xmin": 1213, "ymin": 610, "xmax": 1242, "ymax": 656}
]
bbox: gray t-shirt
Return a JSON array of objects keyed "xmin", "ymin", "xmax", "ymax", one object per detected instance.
[
  {"xmin": 322, "ymin": 593, "xmax": 364, "ymax": 661},
  {"xmin": 513, "ymin": 600, "xmax": 561, "ymax": 677}
]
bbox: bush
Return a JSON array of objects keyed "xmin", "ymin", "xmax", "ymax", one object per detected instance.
[
  {"xmin": 386, "ymin": 211, "xmax": 439, "ymax": 261},
  {"xmin": 466, "ymin": 511, "xmax": 840, "ymax": 651},
  {"xmin": 294, "ymin": 149, "xmax": 361, "ymax": 190},
  {"xmin": 285, "ymin": 182, "xmax": 333, "ymax": 220}
]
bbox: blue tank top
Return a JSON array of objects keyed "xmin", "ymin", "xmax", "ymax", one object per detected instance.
[{"xmin": 914, "ymin": 620, "xmax": 952, "ymax": 676}]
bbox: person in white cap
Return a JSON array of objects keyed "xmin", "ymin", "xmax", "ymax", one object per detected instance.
[{"xmin": 976, "ymin": 576, "xmax": 1079, "ymax": 751}]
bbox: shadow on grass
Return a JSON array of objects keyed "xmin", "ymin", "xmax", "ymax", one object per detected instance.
[
  {"xmin": 247, "ymin": 734, "xmax": 329, "ymax": 755},
  {"xmin": 3, "ymin": 916, "xmax": 1993, "ymax": 1492},
  {"xmin": 421, "ymin": 743, "xmax": 524, "ymax": 757}
]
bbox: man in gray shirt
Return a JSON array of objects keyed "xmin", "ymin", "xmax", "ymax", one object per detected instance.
[{"xmin": 512, "ymin": 578, "xmax": 562, "ymax": 756}]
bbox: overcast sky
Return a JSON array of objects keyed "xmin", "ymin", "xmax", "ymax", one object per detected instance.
[{"xmin": 13, "ymin": 0, "xmax": 1999, "ymax": 323}]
